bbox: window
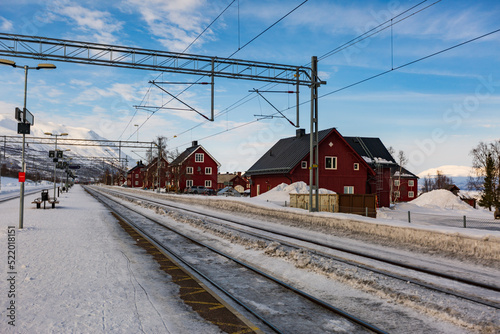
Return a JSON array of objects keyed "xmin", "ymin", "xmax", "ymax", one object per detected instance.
[
  {"xmin": 408, "ymin": 180, "xmax": 415, "ymax": 187},
  {"xmin": 186, "ymin": 167, "xmax": 193, "ymax": 174},
  {"xmin": 205, "ymin": 180, "xmax": 212, "ymax": 188},
  {"xmin": 394, "ymin": 179, "xmax": 400, "ymax": 186},
  {"xmin": 257, "ymin": 184, "xmax": 260, "ymax": 196},
  {"xmin": 408, "ymin": 191, "xmax": 415, "ymax": 198},
  {"xmin": 205, "ymin": 167, "xmax": 212, "ymax": 175},
  {"xmin": 394, "ymin": 191, "xmax": 400, "ymax": 198},
  {"xmin": 195, "ymin": 153, "xmax": 204, "ymax": 162},
  {"xmin": 325, "ymin": 156, "xmax": 337, "ymax": 170},
  {"xmin": 344, "ymin": 186, "xmax": 354, "ymax": 194},
  {"xmin": 135, "ymin": 181, "xmax": 138, "ymax": 186},
  {"xmin": 301, "ymin": 161, "xmax": 307, "ymax": 169},
  {"xmin": 353, "ymin": 163, "xmax": 359, "ymax": 171},
  {"xmin": 186, "ymin": 180, "xmax": 193, "ymax": 187}
]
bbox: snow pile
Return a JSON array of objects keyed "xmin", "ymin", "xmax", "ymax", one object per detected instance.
[
  {"xmin": 410, "ymin": 189, "xmax": 472, "ymax": 211},
  {"xmin": 255, "ymin": 182, "xmax": 335, "ymax": 203}
]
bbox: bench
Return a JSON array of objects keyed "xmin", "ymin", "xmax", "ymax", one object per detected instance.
[
  {"xmin": 32, "ymin": 189, "xmax": 58, "ymax": 209},
  {"xmin": 32, "ymin": 198, "xmax": 43, "ymax": 209}
]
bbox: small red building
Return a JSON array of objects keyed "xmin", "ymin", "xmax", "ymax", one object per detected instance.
[
  {"xmin": 217, "ymin": 172, "xmax": 249, "ymax": 193},
  {"xmin": 169, "ymin": 141, "xmax": 220, "ymax": 192},
  {"xmin": 126, "ymin": 160, "xmax": 146, "ymax": 188},
  {"xmin": 144, "ymin": 156, "xmax": 169, "ymax": 189}
]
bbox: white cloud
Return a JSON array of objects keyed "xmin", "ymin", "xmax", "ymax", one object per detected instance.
[
  {"xmin": 0, "ymin": 16, "xmax": 13, "ymax": 31},
  {"xmin": 124, "ymin": 0, "xmax": 214, "ymax": 52},
  {"xmin": 53, "ymin": 2, "xmax": 124, "ymax": 44}
]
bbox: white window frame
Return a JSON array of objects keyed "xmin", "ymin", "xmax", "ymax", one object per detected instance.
[
  {"xmin": 195, "ymin": 153, "xmax": 204, "ymax": 163},
  {"xmin": 135, "ymin": 180, "xmax": 138, "ymax": 186},
  {"xmin": 394, "ymin": 179, "xmax": 400, "ymax": 186},
  {"xmin": 205, "ymin": 167, "xmax": 212, "ymax": 175},
  {"xmin": 394, "ymin": 190, "xmax": 400, "ymax": 198},
  {"xmin": 205, "ymin": 180, "xmax": 212, "ymax": 188},
  {"xmin": 408, "ymin": 180, "xmax": 415, "ymax": 187},
  {"xmin": 344, "ymin": 186, "xmax": 354, "ymax": 194},
  {"xmin": 186, "ymin": 167, "xmax": 193, "ymax": 174},
  {"xmin": 353, "ymin": 163, "xmax": 359, "ymax": 171},
  {"xmin": 301, "ymin": 161, "xmax": 307, "ymax": 169},
  {"xmin": 408, "ymin": 191, "xmax": 415, "ymax": 198},
  {"xmin": 186, "ymin": 180, "xmax": 193, "ymax": 187},
  {"xmin": 325, "ymin": 156, "xmax": 337, "ymax": 170},
  {"xmin": 257, "ymin": 184, "xmax": 260, "ymax": 196}
]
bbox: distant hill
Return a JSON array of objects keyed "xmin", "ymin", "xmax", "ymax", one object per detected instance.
[
  {"xmin": 417, "ymin": 165, "xmax": 481, "ymax": 191},
  {"xmin": 0, "ymin": 114, "xmax": 133, "ymax": 183}
]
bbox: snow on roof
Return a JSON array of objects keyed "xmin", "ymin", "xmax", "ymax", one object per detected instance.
[
  {"xmin": 362, "ymin": 156, "xmax": 394, "ymax": 164},
  {"xmin": 255, "ymin": 182, "xmax": 335, "ymax": 203},
  {"xmin": 410, "ymin": 189, "xmax": 472, "ymax": 211}
]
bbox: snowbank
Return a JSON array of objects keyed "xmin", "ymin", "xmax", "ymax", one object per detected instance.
[
  {"xmin": 255, "ymin": 182, "xmax": 335, "ymax": 203},
  {"xmin": 410, "ymin": 189, "xmax": 472, "ymax": 211},
  {"xmin": 106, "ymin": 186, "xmax": 500, "ymax": 264}
]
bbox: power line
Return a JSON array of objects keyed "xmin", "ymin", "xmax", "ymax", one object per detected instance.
[
  {"xmin": 129, "ymin": 0, "xmax": 311, "ymax": 141},
  {"xmin": 318, "ymin": 0, "xmax": 438, "ymax": 62},
  {"xmin": 173, "ymin": 26, "xmax": 500, "ymax": 151},
  {"xmin": 166, "ymin": 1, "xmax": 435, "ymax": 146},
  {"xmin": 124, "ymin": 0, "xmax": 237, "ymax": 141}
]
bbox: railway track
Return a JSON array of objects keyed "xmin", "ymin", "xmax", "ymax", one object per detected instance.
[
  {"xmin": 90, "ymin": 186, "xmax": 500, "ymax": 332},
  {"xmin": 0, "ymin": 189, "xmax": 47, "ymax": 203},
  {"xmin": 86, "ymin": 186, "xmax": 387, "ymax": 334}
]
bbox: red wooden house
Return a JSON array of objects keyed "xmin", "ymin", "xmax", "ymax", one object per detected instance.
[
  {"xmin": 343, "ymin": 137, "xmax": 419, "ymax": 206},
  {"xmin": 246, "ymin": 128, "xmax": 375, "ymax": 197},
  {"xmin": 217, "ymin": 172, "xmax": 249, "ymax": 193},
  {"xmin": 144, "ymin": 156, "xmax": 169, "ymax": 189},
  {"xmin": 246, "ymin": 128, "xmax": 418, "ymax": 207},
  {"xmin": 169, "ymin": 141, "xmax": 220, "ymax": 192},
  {"xmin": 126, "ymin": 160, "xmax": 146, "ymax": 188}
]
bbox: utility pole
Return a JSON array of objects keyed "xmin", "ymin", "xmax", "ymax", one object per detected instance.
[
  {"xmin": 309, "ymin": 56, "xmax": 320, "ymax": 212},
  {"xmin": 156, "ymin": 141, "xmax": 161, "ymax": 193}
]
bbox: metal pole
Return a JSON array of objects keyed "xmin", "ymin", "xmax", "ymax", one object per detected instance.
[
  {"xmin": 53, "ymin": 135, "xmax": 58, "ymax": 200},
  {"xmin": 308, "ymin": 56, "xmax": 319, "ymax": 212},
  {"xmin": 211, "ymin": 58, "xmax": 215, "ymax": 121},
  {"xmin": 156, "ymin": 142, "xmax": 161, "ymax": 193},
  {"xmin": 19, "ymin": 66, "xmax": 28, "ymax": 229}
]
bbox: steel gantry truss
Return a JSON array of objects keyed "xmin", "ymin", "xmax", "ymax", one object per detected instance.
[{"xmin": 0, "ymin": 33, "xmax": 325, "ymax": 211}]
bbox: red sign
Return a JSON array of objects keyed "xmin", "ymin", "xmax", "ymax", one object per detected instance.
[{"xmin": 18, "ymin": 172, "xmax": 26, "ymax": 183}]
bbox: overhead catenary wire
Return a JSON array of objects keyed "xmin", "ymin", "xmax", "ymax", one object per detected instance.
[
  {"xmin": 128, "ymin": 0, "xmax": 311, "ymax": 141},
  {"xmin": 173, "ymin": 26, "xmax": 500, "ymax": 150},
  {"xmin": 167, "ymin": 0, "xmax": 441, "ymax": 149}
]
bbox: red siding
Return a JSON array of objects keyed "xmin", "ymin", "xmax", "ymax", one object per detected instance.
[
  {"xmin": 173, "ymin": 147, "xmax": 219, "ymax": 191},
  {"xmin": 250, "ymin": 130, "xmax": 374, "ymax": 197}
]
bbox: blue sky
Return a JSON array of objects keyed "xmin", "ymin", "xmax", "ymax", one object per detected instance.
[{"xmin": 0, "ymin": 0, "xmax": 499, "ymax": 175}]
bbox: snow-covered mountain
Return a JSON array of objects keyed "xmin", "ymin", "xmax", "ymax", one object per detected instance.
[
  {"xmin": 417, "ymin": 165, "xmax": 480, "ymax": 190},
  {"xmin": 0, "ymin": 114, "xmax": 133, "ymax": 182}
]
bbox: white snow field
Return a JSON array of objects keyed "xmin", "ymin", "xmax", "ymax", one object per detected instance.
[
  {"xmin": 0, "ymin": 181, "xmax": 499, "ymax": 333},
  {"xmin": 0, "ymin": 185, "xmax": 223, "ymax": 334}
]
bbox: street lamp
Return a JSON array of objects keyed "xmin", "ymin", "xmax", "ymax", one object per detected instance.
[
  {"xmin": 0, "ymin": 59, "xmax": 56, "ymax": 229},
  {"xmin": 44, "ymin": 132, "xmax": 68, "ymax": 200}
]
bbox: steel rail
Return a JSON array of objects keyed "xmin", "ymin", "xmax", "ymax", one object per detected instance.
[
  {"xmin": 102, "ymin": 188, "xmax": 500, "ymax": 294},
  {"xmin": 87, "ymin": 186, "xmax": 387, "ymax": 334}
]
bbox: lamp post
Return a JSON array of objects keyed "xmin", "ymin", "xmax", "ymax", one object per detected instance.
[
  {"xmin": 44, "ymin": 132, "xmax": 68, "ymax": 200},
  {"xmin": 0, "ymin": 59, "xmax": 56, "ymax": 229}
]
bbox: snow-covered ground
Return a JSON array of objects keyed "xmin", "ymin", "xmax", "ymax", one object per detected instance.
[
  {"xmin": 0, "ymin": 185, "xmax": 225, "ymax": 333},
  {"xmin": 0, "ymin": 176, "xmax": 53, "ymax": 199},
  {"xmin": 1, "ymin": 181, "xmax": 498, "ymax": 333}
]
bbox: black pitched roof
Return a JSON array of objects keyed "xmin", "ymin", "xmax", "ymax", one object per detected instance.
[
  {"xmin": 343, "ymin": 137, "xmax": 397, "ymax": 165},
  {"xmin": 246, "ymin": 128, "xmax": 334, "ymax": 175},
  {"xmin": 170, "ymin": 145, "xmax": 199, "ymax": 166}
]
